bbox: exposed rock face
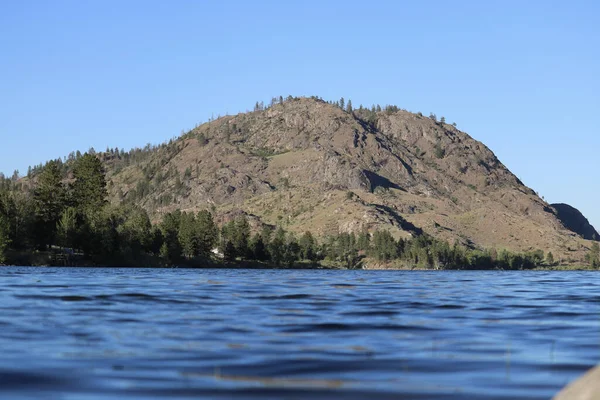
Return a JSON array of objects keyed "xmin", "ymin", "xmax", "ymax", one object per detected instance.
[
  {"xmin": 102, "ymin": 97, "xmax": 594, "ymax": 263},
  {"xmin": 551, "ymin": 203, "xmax": 599, "ymax": 241}
]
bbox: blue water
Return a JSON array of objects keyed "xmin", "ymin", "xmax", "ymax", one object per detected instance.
[{"xmin": 0, "ymin": 268, "xmax": 598, "ymax": 399}]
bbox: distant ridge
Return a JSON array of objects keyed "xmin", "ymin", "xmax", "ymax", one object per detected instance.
[{"xmin": 551, "ymin": 203, "xmax": 599, "ymax": 241}]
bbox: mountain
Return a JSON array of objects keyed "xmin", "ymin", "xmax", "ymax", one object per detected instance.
[{"xmin": 55, "ymin": 97, "xmax": 596, "ymax": 264}]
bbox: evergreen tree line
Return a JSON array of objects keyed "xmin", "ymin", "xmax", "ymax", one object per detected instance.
[
  {"xmin": 1, "ymin": 153, "xmax": 598, "ymax": 269},
  {"xmin": 330, "ymin": 230, "xmax": 553, "ymax": 270}
]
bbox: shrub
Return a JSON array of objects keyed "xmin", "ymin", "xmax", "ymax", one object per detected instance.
[
  {"xmin": 197, "ymin": 133, "xmax": 208, "ymax": 146},
  {"xmin": 434, "ymin": 143, "xmax": 445, "ymax": 159}
]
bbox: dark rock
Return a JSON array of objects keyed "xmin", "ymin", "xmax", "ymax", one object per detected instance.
[{"xmin": 551, "ymin": 203, "xmax": 599, "ymax": 241}]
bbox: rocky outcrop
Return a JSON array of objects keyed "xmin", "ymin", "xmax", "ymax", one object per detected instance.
[{"xmin": 552, "ymin": 203, "xmax": 599, "ymax": 241}]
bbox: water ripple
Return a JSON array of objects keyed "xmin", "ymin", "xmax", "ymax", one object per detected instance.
[{"xmin": 0, "ymin": 267, "xmax": 598, "ymax": 399}]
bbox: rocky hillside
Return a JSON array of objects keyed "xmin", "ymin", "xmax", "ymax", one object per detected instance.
[{"xmin": 93, "ymin": 97, "xmax": 594, "ymax": 264}]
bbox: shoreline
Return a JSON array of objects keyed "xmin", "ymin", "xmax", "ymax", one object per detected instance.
[
  {"xmin": 1, "ymin": 262, "xmax": 597, "ymax": 271},
  {"xmin": 3, "ymin": 250, "xmax": 597, "ymax": 271}
]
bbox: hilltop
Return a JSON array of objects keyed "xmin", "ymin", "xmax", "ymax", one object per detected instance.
[
  {"xmin": 13, "ymin": 96, "xmax": 599, "ymax": 265},
  {"xmin": 79, "ymin": 96, "xmax": 594, "ymax": 264}
]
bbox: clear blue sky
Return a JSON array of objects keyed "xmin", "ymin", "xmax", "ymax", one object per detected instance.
[{"xmin": 1, "ymin": 1, "xmax": 598, "ymax": 228}]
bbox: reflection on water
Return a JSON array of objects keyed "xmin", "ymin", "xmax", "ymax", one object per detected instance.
[{"xmin": 0, "ymin": 267, "xmax": 598, "ymax": 399}]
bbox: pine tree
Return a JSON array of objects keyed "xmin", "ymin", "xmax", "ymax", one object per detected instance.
[
  {"xmin": 159, "ymin": 242, "xmax": 169, "ymax": 261},
  {"xmin": 546, "ymin": 251, "xmax": 554, "ymax": 265},
  {"xmin": 370, "ymin": 230, "xmax": 397, "ymax": 262},
  {"xmin": 160, "ymin": 211, "xmax": 182, "ymax": 264},
  {"xmin": 269, "ymin": 226, "xmax": 286, "ymax": 266},
  {"xmin": 249, "ymin": 233, "xmax": 268, "ymax": 261},
  {"xmin": 196, "ymin": 210, "xmax": 217, "ymax": 256},
  {"xmin": 178, "ymin": 212, "xmax": 197, "ymax": 259},
  {"xmin": 223, "ymin": 240, "xmax": 236, "ymax": 261},
  {"xmin": 149, "ymin": 227, "xmax": 164, "ymax": 256},
  {"xmin": 2, "ymin": 190, "xmax": 34, "ymax": 251},
  {"xmin": 33, "ymin": 160, "xmax": 66, "ymax": 248},
  {"xmin": 233, "ymin": 216, "xmax": 250, "ymax": 259},
  {"xmin": 346, "ymin": 100, "xmax": 353, "ymax": 113},
  {"xmin": 299, "ymin": 231, "xmax": 317, "ymax": 261},
  {"xmin": 57, "ymin": 207, "xmax": 78, "ymax": 249},
  {"xmin": 219, "ymin": 220, "xmax": 235, "ymax": 255},
  {"xmin": 120, "ymin": 205, "xmax": 152, "ymax": 256},
  {"xmin": 71, "ymin": 153, "xmax": 108, "ymax": 213},
  {"xmin": 356, "ymin": 229, "xmax": 370, "ymax": 252},
  {"xmin": 283, "ymin": 233, "xmax": 301, "ymax": 266},
  {"xmin": 0, "ymin": 212, "xmax": 10, "ymax": 263}
]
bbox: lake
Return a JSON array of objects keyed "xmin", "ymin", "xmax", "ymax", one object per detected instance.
[{"xmin": 0, "ymin": 267, "xmax": 598, "ymax": 399}]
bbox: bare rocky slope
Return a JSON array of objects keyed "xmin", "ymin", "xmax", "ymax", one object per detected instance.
[{"xmin": 99, "ymin": 97, "xmax": 596, "ymax": 264}]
